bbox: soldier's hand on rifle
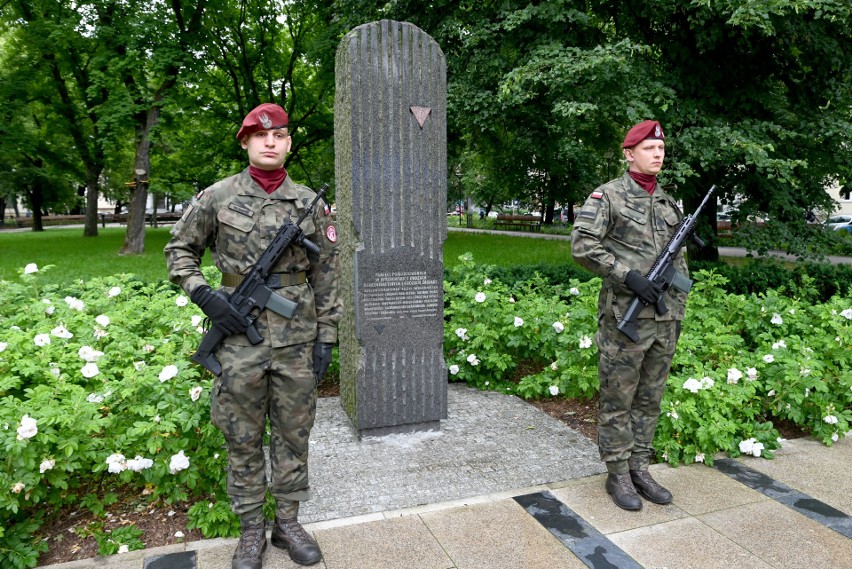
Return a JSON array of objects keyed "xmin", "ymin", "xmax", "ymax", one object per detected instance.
[
  {"xmin": 312, "ymin": 342, "xmax": 333, "ymax": 384},
  {"xmin": 625, "ymin": 270, "xmax": 664, "ymax": 306},
  {"xmin": 190, "ymin": 285, "xmax": 248, "ymax": 336}
]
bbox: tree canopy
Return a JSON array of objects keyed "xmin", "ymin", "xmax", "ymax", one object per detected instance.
[{"xmin": 1, "ymin": 0, "xmax": 849, "ymax": 259}]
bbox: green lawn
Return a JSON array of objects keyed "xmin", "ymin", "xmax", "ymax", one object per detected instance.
[{"xmin": 0, "ymin": 227, "xmax": 576, "ymax": 285}]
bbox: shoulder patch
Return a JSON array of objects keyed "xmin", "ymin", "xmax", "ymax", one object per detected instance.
[
  {"xmin": 325, "ymin": 224, "xmax": 337, "ymax": 243},
  {"xmin": 590, "ymin": 191, "xmax": 604, "ymax": 199}
]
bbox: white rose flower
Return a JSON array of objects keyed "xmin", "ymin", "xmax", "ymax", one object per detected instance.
[
  {"xmin": 169, "ymin": 451, "xmax": 190, "ymax": 474},
  {"xmin": 0, "ymin": 342, "xmax": 6, "ymax": 352},
  {"xmin": 824, "ymin": 415, "xmax": 838, "ymax": 424},
  {"xmin": 455, "ymin": 328, "xmax": 469, "ymax": 341},
  {"xmin": 449, "ymin": 365, "xmax": 459, "ymax": 375},
  {"xmin": 763, "ymin": 354, "xmax": 775, "ymax": 363},
  {"xmin": 466, "ymin": 353, "xmax": 480, "ymax": 366},
  {"xmin": 474, "ymin": 292, "xmax": 486, "ymax": 303},
  {"xmin": 483, "ymin": 278, "xmax": 492, "ymax": 285},
  {"xmin": 746, "ymin": 367, "xmax": 758, "ymax": 381},
  {"xmin": 569, "ymin": 287, "xmax": 580, "ymax": 296},
  {"xmin": 191, "ymin": 315, "xmax": 203, "ymax": 327},
  {"xmin": 108, "ymin": 286, "xmax": 121, "ymax": 298},
  {"xmin": 159, "ymin": 365, "xmax": 179, "ymax": 382},
  {"xmin": 175, "ymin": 531, "xmax": 185, "ymax": 539},
  {"xmin": 78, "ymin": 346, "xmax": 105, "ymax": 362},
  {"xmin": 12, "ymin": 482, "xmax": 25, "ymax": 493},
  {"xmin": 51, "ymin": 325, "xmax": 73, "ymax": 339},
  {"xmin": 87, "ymin": 393, "xmax": 105, "ymax": 404},
  {"xmin": 189, "ymin": 386, "xmax": 203, "ymax": 401},
  {"xmin": 106, "ymin": 453, "xmax": 127, "ymax": 474},
  {"xmin": 738, "ymin": 438, "xmax": 755, "ymax": 455},
  {"xmin": 683, "ymin": 377, "xmax": 702, "ymax": 394},
  {"xmin": 752, "ymin": 442, "xmax": 764, "ymax": 457},
  {"xmin": 831, "ymin": 433, "xmax": 839, "ymax": 442},
  {"xmin": 40, "ymin": 458, "xmax": 56, "ymax": 473},
  {"xmin": 513, "ymin": 316, "xmax": 524, "ymax": 327},
  {"xmin": 50, "ymin": 365, "xmax": 60, "ymax": 377},
  {"xmin": 695, "ymin": 453, "xmax": 705, "ymax": 463},
  {"xmin": 95, "ymin": 315, "xmax": 110, "ymax": 327},
  {"xmin": 175, "ymin": 295, "xmax": 189, "ymax": 307},
  {"xmin": 550, "ymin": 361, "xmax": 558, "ymax": 371},
  {"xmin": 34, "ymin": 334, "xmax": 51, "ymax": 347},
  {"xmin": 24, "ymin": 263, "xmax": 39, "ymax": 274},
  {"xmin": 17, "ymin": 414, "xmax": 38, "ymax": 440},
  {"xmin": 127, "ymin": 456, "xmax": 154, "ymax": 472},
  {"xmin": 64, "ymin": 296, "xmax": 85, "ymax": 311},
  {"xmin": 552, "ymin": 322, "xmax": 564, "ymax": 333},
  {"xmin": 840, "ymin": 308, "xmax": 852, "ymax": 320},
  {"xmin": 772, "ymin": 340, "xmax": 786, "ymax": 349},
  {"xmin": 770, "ymin": 313, "xmax": 783, "ymax": 325},
  {"xmin": 549, "ymin": 385, "xmax": 559, "ymax": 396},
  {"xmin": 117, "ymin": 545, "xmax": 129, "ymax": 554},
  {"xmin": 579, "ymin": 335, "xmax": 592, "ymax": 349},
  {"xmin": 727, "ymin": 368, "xmax": 742, "ymax": 384},
  {"xmin": 81, "ymin": 363, "xmax": 100, "ymax": 378}
]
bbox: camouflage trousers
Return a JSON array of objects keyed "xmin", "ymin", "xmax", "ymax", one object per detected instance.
[
  {"xmin": 210, "ymin": 341, "xmax": 317, "ymax": 525},
  {"xmin": 595, "ymin": 315, "xmax": 680, "ymax": 474}
]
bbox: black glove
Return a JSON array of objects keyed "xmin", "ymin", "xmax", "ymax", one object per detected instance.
[
  {"xmin": 312, "ymin": 342, "xmax": 333, "ymax": 384},
  {"xmin": 190, "ymin": 285, "xmax": 248, "ymax": 335},
  {"xmin": 624, "ymin": 270, "xmax": 664, "ymax": 305}
]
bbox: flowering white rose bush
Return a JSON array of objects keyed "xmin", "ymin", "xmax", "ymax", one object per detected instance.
[
  {"xmin": 0, "ymin": 269, "xmax": 232, "ymax": 564},
  {"xmin": 656, "ymin": 272, "xmax": 851, "ymax": 467},
  {"xmin": 445, "ymin": 259, "xmax": 851, "ymax": 471},
  {"xmin": 443, "ymin": 253, "xmax": 600, "ymax": 399}
]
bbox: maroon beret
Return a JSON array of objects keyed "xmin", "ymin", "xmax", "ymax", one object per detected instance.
[
  {"xmin": 236, "ymin": 103, "xmax": 289, "ymax": 140},
  {"xmin": 622, "ymin": 120, "xmax": 665, "ymax": 148}
]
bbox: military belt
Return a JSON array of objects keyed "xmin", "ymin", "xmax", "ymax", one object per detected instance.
[{"xmin": 220, "ymin": 271, "xmax": 307, "ymax": 289}]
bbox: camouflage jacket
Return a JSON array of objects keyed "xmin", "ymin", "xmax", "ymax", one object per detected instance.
[
  {"xmin": 165, "ymin": 170, "xmax": 341, "ymax": 346},
  {"xmin": 571, "ymin": 172, "xmax": 688, "ymax": 321}
]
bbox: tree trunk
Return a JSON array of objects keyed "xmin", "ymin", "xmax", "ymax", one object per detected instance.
[
  {"xmin": 27, "ymin": 183, "xmax": 45, "ymax": 232},
  {"xmin": 83, "ymin": 173, "xmax": 100, "ymax": 236},
  {"xmin": 120, "ymin": 107, "xmax": 159, "ymax": 255}
]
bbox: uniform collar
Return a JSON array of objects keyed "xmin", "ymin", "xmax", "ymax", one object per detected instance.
[{"xmin": 237, "ymin": 169, "xmax": 301, "ymax": 200}]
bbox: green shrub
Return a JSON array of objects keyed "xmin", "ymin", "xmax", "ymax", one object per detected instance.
[{"xmin": 443, "ymin": 256, "xmax": 852, "ymax": 469}]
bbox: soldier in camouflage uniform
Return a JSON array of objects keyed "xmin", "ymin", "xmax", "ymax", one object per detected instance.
[
  {"xmin": 165, "ymin": 103, "xmax": 341, "ymax": 567},
  {"xmin": 571, "ymin": 120, "xmax": 686, "ymax": 511}
]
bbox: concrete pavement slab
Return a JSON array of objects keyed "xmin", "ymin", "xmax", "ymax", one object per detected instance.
[
  {"xmin": 420, "ymin": 498, "xmax": 587, "ymax": 569},
  {"xmin": 313, "ymin": 515, "xmax": 451, "ymax": 569},
  {"xmin": 609, "ymin": 516, "xmax": 774, "ymax": 569},
  {"xmin": 548, "ymin": 472, "xmax": 688, "ymax": 534},
  {"xmin": 647, "ymin": 462, "xmax": 768, "ymax": 516},
  {"xmin": 698, "ymin": 499, "xmax": 852, "ymax": 569},
  {"xmin": 736, "ymin": 436, "xmax": 852, "ymax": 514}
]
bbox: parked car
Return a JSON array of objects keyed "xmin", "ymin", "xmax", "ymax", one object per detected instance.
[
  {"xmin": 826, "ymin": 214, "xmax": 852, "ymax": 230},
  {"xmin": 832, "ymin": 219, "xmax": 852, "ymax": 234}
]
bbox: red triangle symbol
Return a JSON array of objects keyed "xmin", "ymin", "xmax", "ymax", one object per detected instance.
[{"xmin": 410, "ymin": 106, "xmax": 432, "ymax": 128}]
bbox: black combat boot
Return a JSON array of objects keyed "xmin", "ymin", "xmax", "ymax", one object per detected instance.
[
  {"xmin": 605, "ymin": 472, "xmax": 643, "ymax": 511},
  {"xmin": 232, "ymin": 523, "xmax": 266, "ymax": 569},
  {"xmin": 630, "ymin": 469, "xmax": 673, "ymax": 504},
  {"xmin": 271, "ymin": 517, "xmax": 322, "ymax": 566}
]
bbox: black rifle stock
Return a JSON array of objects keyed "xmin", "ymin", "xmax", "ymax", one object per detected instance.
[
  {"xmin": 192, "ymin": 184, "xmax": 329, "ymax": 375},
  {"xmin": 616, "ymin": 185, "xmax": 716, "ymax": 343}
]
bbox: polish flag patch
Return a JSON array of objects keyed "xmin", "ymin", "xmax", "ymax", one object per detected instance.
[
  {"xmin": 326, "ymin": 225, "xmax": 337, "ymax": 243},
  {"xmin": 590, "ymin": 191, "xmax": 603, "ymax": 199}
]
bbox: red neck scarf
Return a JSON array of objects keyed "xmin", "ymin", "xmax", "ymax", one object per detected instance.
[
  {"xmin": 628, "ymin": 171, "xmax": 657, "ymax": 195},
  {"xmin": 249, "ymin": 166, "xmax": 287, "ymax": 194}
]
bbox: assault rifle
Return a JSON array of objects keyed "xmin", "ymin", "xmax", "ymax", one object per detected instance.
[
  {"xmin": 617, "ymin": 185, "xmax": 715, "ymax": 343},
  {"xmin": 192, "ymin": 184, "xmax": 328, "ymax": 375}
]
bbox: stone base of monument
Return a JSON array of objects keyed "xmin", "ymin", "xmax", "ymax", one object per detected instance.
[{"xmin": 358, "ymin": 420, "xmax": 441, "ymax": 439}]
